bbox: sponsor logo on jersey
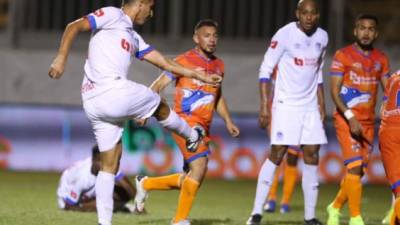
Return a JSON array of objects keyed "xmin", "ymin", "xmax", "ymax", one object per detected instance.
[
  {"xmin": 340, "ymin": 86, "xmax": 371, "ymax": 108},
  {"xmin": 270, "ymin": 41, "xmax": 278, "ymax": 49},
  {"xmin": 352, "ymin": 63, "xmax": 362, "ymax": 70}
]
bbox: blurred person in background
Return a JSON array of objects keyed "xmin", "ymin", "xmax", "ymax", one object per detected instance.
[
  {"xmin": 48, "ymin": 0, "xmax": 221, "ymax": 224},
  {"xmin": 135, "ymin": 19, "xmax": 240, "ymax": 225},
  {"xmin": 247, "ymin": 0, "xmax": 328, "ymax": 224},
  {"xmin": 326, "ymin": 14, "xmax": 390, "ymax": 225},
  {"xmin": 57, "ymin": 145, "xmax": 142, "ymax": 213}
]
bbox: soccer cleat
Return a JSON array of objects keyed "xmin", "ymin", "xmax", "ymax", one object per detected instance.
[
  {"xmin": 263, "ymin": 200, "xmax": 276, "ymax": 212},
  {"xmin": 134, "ymin": 175, "xmax": 148, "ymax": 213},
  {"xmin": 382, "ymin": 207, "xmax": 394, "ymax": 224},
  {"xmin": 349, "ymin": 216, "xmax": 364, "ymax": 225},
  {"xmin": 280, "ymin": 204, "xmax": 290, "ymax": 214},
  {"xmin": 246, "ymin": 214, "xmax": 262, "ymax": 225},
  {"xmin": 303, "ymin": 218, "xmax": 323, "ymax": 225},
  {"xmin": 326, "ymin": 203, "xmax": 341, "ymax": 225},
  {"xmin": 186, "ymin": 125, "xmax": 206, "ymax": 152},
  {"xmin": 171, "ymin": 219, "xmax": 191, "ymax": 225}
]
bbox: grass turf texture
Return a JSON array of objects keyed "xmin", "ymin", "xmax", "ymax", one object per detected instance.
[{"xmin": 0, "ymin": 171, "xmax": 391, "ymax": 225}]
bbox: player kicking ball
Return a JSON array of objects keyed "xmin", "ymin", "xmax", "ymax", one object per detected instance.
[{"xmin": 48, "ymin": 1, "xmax": 221, "ymax": 225}]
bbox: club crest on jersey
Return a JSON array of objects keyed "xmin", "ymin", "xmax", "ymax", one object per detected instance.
[
  {"xmin": 315, "ymin": 42, "xmax": 322, "ymax": 50},
  {"xmin": 270, "ymin": 41, "xmax": 278, "ymax": 49},
  {"xmin": 374, "ymin": 62, "xmax": 382, "ymax": 71},
  {"xmin": 352, "ymin": 63, "xmax": 362, "ymax": 70},
  {"xmin": 294, "ymin": 43, "xmax": 301, "ymax": 49}
]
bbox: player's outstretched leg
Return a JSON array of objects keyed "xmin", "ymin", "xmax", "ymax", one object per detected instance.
[{"xmin": 153, "ymin": 101, "xmax": 204, "ymax": 152}]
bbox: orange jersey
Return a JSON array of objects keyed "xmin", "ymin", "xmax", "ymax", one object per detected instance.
[
  {"xmin": 330, "ymin": 44, "xmax": 390, "ymax": 124},
  {"xmin": 381, "ymin": 71, "xmax": 400, "ymax": 127},
  {"xmin": 170, "ymin": 49, "xmax": 224, "ymax": 130}
]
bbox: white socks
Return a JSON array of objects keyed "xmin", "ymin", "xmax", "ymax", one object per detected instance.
[
  {"xmin": 251, "ymin": 159, "xmax": 277, "ymax": 215},
  {"xmin": 159, "ymin": 109, "xmax": 196, "ymax": 140},
  {"xmin": 302, "ymin": 164, "xmax": 319, "ymax": 220},
  {"xmin": 96, "ymin": 171, "xmax": 115, "ymax": 225}
]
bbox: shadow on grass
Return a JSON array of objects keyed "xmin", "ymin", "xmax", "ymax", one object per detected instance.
[{"xmin": 138, "ymin": 218, "xmax": 232, "ymax": 225}]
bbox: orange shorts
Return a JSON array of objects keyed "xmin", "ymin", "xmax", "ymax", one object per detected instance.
[
  {"xmin": 379, "ymin": 127, "xmax": 400, "ymax": 194},
  {"xmin": 287, "ymin": 145, "xmax": 302, "ymax": 156},
  {"xmin": 172, "ymin": 120, "xmax": 210, "ymax": 164},
  {"xmin": 334, "ymin": 116, "xmax": 374, "ymax": 169}
]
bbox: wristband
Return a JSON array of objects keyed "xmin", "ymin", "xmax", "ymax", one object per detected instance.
[{"xmin": 344, "ymin": 109, "xmax": 354, "ymax": 120}]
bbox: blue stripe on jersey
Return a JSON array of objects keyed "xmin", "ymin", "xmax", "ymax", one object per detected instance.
[
  {"xmin": 87, "ymin": 15, "xmax": 97, "ymax": 31},
  {"xmin": 384, "ymin": 73, "xmax": 391, "ymax": 78},
  {"xmin": 382, "ymin": 95, "xmax": 388, "ymax": 101},
  {"xmin": 115, "ymin": 172, "xmax": 124, "ymax": 182},
  {"xmin": 330, "ymin": 72, "xmax": 344, "ymax": 76},
  {"xmin": 185, "ymin": 150, "xmax": 211, "ymax": 164},
  {"xmin": 343, "ymin": 156, "xmax": 363, "ymax": 165},
  {"xmin": 135, "ymin": 46, "xmax": 155, "ymax": 60},
  {"xmin": 164, "ymin": 71, "xmax": 176, "ymax": 80},
  {"xmin": 64, "ymin": 197, "xmax": 78, "ymax": 206},
  {"xmin": 391, "ymin": 180, "xmax": 400, "ymax": 190},
  {"xmin": 259, "ymin": 78, "xmax": 270, "ymax": 83}
]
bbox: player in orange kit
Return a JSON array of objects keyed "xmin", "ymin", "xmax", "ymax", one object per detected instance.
[
  {"xmin": 326, "ymin": 14, "xmax": 390, "ymax": 225},
  {"xmin": 133, "ymin": 19, "xmax": 240, "ymax": 225},
  {"xmin": 379, "ymin": 70, "xmax": 400, "ymax": 225}
]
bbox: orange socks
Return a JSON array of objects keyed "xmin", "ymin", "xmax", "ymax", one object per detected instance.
[
  {"xmin": 268, "ymin": 168, "xmax": 280, "ymax": 201},
  {"xmin": 173, "ymin": 177, "xmax": 200, "ymax": 222},
  {"xmin": 392, "ymin": 198, "xmax": 400, "ymax": 225},
  {"xmin": 281, "ymin": 165, "xmax": 298, "ymax": 205},
  {"xmin": 345, "ymin": 174, "xmax": 362, "ymax": 217},
  {"xmin": 333, "ymin": 178, "xmax": 347, "ymax": 209},
  {"xmin": 143, "ymin": 173, "xmax": 182, "ymax": 191}
]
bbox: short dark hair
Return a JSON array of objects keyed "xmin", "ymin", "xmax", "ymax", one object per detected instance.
[
  {"xmin": 92, "ymin": 145, "xmax": 100, "ymax": 157},
  {"xmin": 194, "ymin": 19, "xmax": 218, "ymax": 33},
  {"xmin": 356, "ymin": 14, "xmax": 379, "ymax": 25},
  {"xmin": 121, "ymin": 0, "xmax": 152, "ymax": 6}
]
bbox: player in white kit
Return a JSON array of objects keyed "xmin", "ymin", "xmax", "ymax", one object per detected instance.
[
  {"xmin": 57, "ymin": 145, "xmax": 139, "ymax": 213},
  {"xmin": 247, "ymin": 1, "xmax": 328, "ymax": 225},
  {"xmin": 48, "ymin": 1, "xmax": 221, "ymax": 225}
]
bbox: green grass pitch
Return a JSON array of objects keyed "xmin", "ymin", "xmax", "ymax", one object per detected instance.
[{"xmin": 0, "ymin": 171, "xmax": 391, "ymax": 225}]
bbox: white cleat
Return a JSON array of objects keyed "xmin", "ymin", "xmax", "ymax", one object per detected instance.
[
  {"xmin": 134, "ymin": 175, "xmax": 148, "ymax": 213},
  {"xmin": 186, "ymin": 125, "xmax": 206, "ymax": 152}
]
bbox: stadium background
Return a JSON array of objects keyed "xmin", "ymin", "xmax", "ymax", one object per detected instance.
[{"xmin": 0, "ymin": 0, "xmax": 400, "ymax": 183}]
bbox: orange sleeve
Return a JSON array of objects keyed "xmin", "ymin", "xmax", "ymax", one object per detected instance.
[
  {"xmin": 330, "ymin": 50, "xmax": 346, "ymax": 77},
  {"xmin": 381, "ymin": 54, "xmax": 391, "ymax": 79}
]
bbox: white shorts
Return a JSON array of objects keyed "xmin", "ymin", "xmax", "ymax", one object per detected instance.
[
  {"xmin": 83, "ymin": 80, "xmax": 161, "ymax": 151},
  {"xmin": 270, "ymin": 107, "xmax": 327, "ymax": 145}
]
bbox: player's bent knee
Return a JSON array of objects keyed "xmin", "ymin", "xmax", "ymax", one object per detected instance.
[{"xmin": 153, "ymin": 99, "xmax": 170, "ymax": 121}]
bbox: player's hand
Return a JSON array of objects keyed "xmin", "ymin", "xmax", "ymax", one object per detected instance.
[
  {"xmin": 226, "ymin": 122, "xmax": 240, "ymax": 137},
  {"xmin": 258, "ymin": 103, "xmax": 270, "ymax": 129},
  {"xmin": 348, "ymin": 117, "xmax": 363, "ymax": 137},
  {"xmin": 48, "ymin": 54, "xmax": 67, "ymax": 79},
  {"xmin": 194, "ymin": 71, "xmax": 222, "ymax": 86}
]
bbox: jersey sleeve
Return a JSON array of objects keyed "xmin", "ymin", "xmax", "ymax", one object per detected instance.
[
  {"xmin": 330, "ymin": 50, "xmax": 346, "ymax": 77},
  {"xmin": 259, "ymin": 29, "xmax": 287, "ymax": 82},
  {"xmin": 64, "ymin": 184, "xmax": 83, "ymax": 206},
  {"xmin": 382, "ymin": 75, "xmax": 394, "ymax": 102},
  {"xmin": 85, "ymin": 7, "xmax": 119, "ymax": 31},
  {"xmin": 381, "ymin": 54, "xmax": 391, "ymax": 79},
  {"xmin": 133, "ymin": 32, "xmax": 154, "ymax": 60}
]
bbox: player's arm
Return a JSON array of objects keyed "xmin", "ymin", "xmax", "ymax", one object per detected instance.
[
  {"xmin": 48, "ymin": 18, "xmax": 91, "ymax": 79},
  {"xmin": 215, "ymin": 88, "xmax": 240, "ymax": 137},
  {"xmin": 64, "ymin": 198, "xmax": 97, "ymax": 212},
  {"xmin": 150, "ymin": 72, "xmax": 174, "ymax": 94},
  {"xmin": 317, "ymin": 84, "xmax": 326, "ymax": 122},
  {"xmin": 258, "ymin": 30, "xmax": 285, "ymax": 129},
  {"xmin": 143, "ymin": 51, "xmax": 221, "ymax": 85},
  {"xmin": 330, "ymin": 75, "xmax": 363, "ymax": 137}
]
